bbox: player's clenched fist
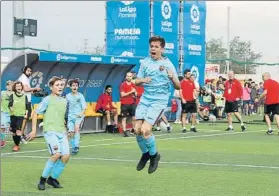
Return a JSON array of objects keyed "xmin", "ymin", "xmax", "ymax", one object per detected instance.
[{"xmin": 166, "ymin": 69, "xmax": 174, "ymax": 80}]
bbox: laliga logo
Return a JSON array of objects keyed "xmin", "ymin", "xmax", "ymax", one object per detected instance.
[
  {"xmin": 30, "ymin": 71, "xmax": 44, "ymax": 88},
  {"xmin": 56, "ymin": 54, "xmax": 61, "ymax": 61},
  {"xmin": 121, "ymin": 1, "xmax": 134, "ymax": 6},
  {"xmin": 190, "ymin": 4, "xmax": 200, "ymax": 23},
  {"xmin": 190, "ymin": 65, "xmax": 199, "ymax": 82},
  {"xmin": 161, "ymin": 1, "xmax": 171, "ymax": 20}
]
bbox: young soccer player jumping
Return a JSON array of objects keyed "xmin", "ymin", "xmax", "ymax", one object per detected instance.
[
  {"xmin": 134, "ymin": 36, "xmax": 180, "ymax": 174},
  {"xmin": 26, "ymin": 77, "xmax": 70, "ymax": 190},
  {"xmin": 66, "ymin": 79, "xmax": 86, "ymax": 154}
]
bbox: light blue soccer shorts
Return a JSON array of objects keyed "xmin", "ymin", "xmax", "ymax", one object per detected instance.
[
  {"xmin": 44, "ymin": 131, "xmax": 70, "ymax": 155},
  {"xmin": 1, "ymin": 112, "xmax": 10, "ymax": 129},
  {"xmin": 67, "ymin": 117, "xmax": 84, "ymax": 132},
  {"xmin": 135, "ymin": 98, "xmax": 167, "ymax": 126}
]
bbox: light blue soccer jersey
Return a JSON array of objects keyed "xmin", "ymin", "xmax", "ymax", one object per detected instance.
[
  {"xmin": 137, "ymin": 56, "xmax": 178, "ymax": 103},
  {"xmin": 66, "ymin": 92, "xmax": 86, "ymax": 120}
]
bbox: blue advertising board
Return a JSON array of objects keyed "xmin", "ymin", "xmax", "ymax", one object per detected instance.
[
  {"xmin": 39, "ymin": 52, "xmax": 142, "ymax": 66},
  {"xmin": 183, "ymin": 1, "xmax": 206, "ymax": 86},
  {"xmin": 153, "ymin": 1, "xmax": 179, "ymax": 71},
  {"xmin": 106, "ymin": 1, "xmax": 150, "ymax": 57}
]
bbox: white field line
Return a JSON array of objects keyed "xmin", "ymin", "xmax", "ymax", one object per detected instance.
[
  {"xmin": 1, "ymin": 129, "xmax": 264, "ymax": 156},
  {"xmin": 4, "ymin": 155, "xmax": 279, "ymax": 170},
  {"xmin": 6, "ymin": 138, "xmax": 115, "ymax": 144}
]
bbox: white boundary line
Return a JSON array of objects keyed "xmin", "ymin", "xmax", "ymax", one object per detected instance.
[
  {"xmin": 5, "ymin": 155, "xmax": 279, "ymax": 170},
  {"xmin": 1, "ymin": 130, "xmax": 264, "ymax": 156}
]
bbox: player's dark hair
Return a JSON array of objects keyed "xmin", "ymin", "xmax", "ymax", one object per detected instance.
[
  {"xmin": 12, "ymin": 81, "xmax": 24, "ymax": 92},
  {"xmin": 23, "ymin": 65, "xmax": 33, "ymax": 74},
  {"xmin": 183, "ymin": 69, "xmax": 191, "ymax": 75},
  {"xmin": 48, "ymin": 77, "xmax": 62, "ymax": 87},
  {"xmin": 105, "ymin": 85, "xmax": 112, "ymax": 90},
  {"xmin": 149, "ymin": 36, "xmax": 165, "ymax": 48},
  {"xmin": 69, "ymin": 79, "xmax": 79, "ymax": 87},
  {"xmin": 244, "ymin": 82, "xmax": 250, "ymax": 88}
]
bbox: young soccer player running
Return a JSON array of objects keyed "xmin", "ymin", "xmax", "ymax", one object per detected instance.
[
  {"xmin": 66, "ymin": 79, "xmax": 86, "ymax": 154},
  {"xmin": 134, "ymin": 36, "xmax": 180, "ymax": 174},
  {"xmin": 8, "ymin": 81, "xmax": 29, "ymax": 151},
  {"xmin": 26, "ymin": 77, "xmax": 70, "ymax": 190},
  {"xmin": 255, "ymin": 72, "xmax": 279, "ymax": 134},
  {"xmin": 1, "ymin": 81, "xmax": 13, "ymax": 147}
]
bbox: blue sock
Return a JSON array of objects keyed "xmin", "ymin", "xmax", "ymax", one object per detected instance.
[
  {"xmin": 51, "ymin": 159, "xmax": 66, "ymax": 179},
  {"xmin": 136, "ymin": 135, "xmax": 148, "ymax": 154},
  {"xmin": 0, "ymin": 133, "xmax": 5, "ymax": 141},
  {"xmin": 70, "ymin": 137, "xmax": 75, "ymax": 149},
  {"xmin": 42, "ymin": 159, "xmax": 56, "ymax": 178},
  {"xmin": 145, "ymin": 135, "xmax": 157, "ymax": 156},
  {"xmin": 74, "ymin": 133, "xmax": 80, "ymax": 147}
]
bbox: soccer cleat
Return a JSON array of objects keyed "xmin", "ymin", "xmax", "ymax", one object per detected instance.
[
  {"xmin": 241, "ymin": 125, "xmax": 246, "ymax": 132},
  {"xmin": 47, "ymin": 177, "xmax": 63, "ymax": 188},
  {"xmin": 225, "ymin": 128, "xmax": 234, "ymax": 132},
  {"xmin": 1, "ymin": 141, "xmax": 6, "ymax": 148},
  {"xmin": 136, "ymin": 152, "xmax": 150, "ymax": 171},
  {"xmin": 71, "ymin": 147, "xmax": 79, "ymax": 155},
  {"xmin": 38, "ymin": 177, "xmax": 46, "ymax": 190},
  {"xmin": 148, "ymin": 153, "xmax": 161, "ymax": 174},
  {"xmin": 190, "ymin": 127, "xmax": 197, "ymax": 132},
  {"xmin": 123, "ymin": 130, "xmax": 130, "ymax": 137},
  {"xmin": 167, "ymin": 126, "xmax": 171, "ymax": 133},
  {"xmin": 266, "ymin": 130, "xmax": 273, "ymax": 135},
  {"xmin": 38, "ymin": 182, "xmax": 46, "ymax": 190},
  {"xmin": 130, "ymin": 129, "xmax": 135, "ymax": 135},
  {"xmin": 156, "ymin": 127, "xmax": 161, "ymax": 132},
  {"xmin": 182, "ymin": 129, "xmax": 187, "ymax": 133},
  {"xmin": 12, "ymin": 145, "xmax": 20, "ymax": 152},
  {"xmin": 20, "ymin": 136, "xmax": 28, "ymax": 144}
]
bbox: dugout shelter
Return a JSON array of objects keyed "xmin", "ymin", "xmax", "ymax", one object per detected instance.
[{"xmin": 1, "ymin": 52, "xmax": 142, "ymax": 135}]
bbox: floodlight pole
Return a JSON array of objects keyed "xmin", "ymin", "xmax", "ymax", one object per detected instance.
[
  {"xmin": 226, "ymin": 6, "xmax": 231, "ymax": 73},
  {"xmin": 12, "ymin": 1, "xmax": 25, "ymax": 60}
]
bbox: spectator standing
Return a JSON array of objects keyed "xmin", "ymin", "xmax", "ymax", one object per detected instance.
[
  {"xmin": 120, "ymin": 72, "xmax": 137, "ymax": 137},
  {"xmin": 215, "ymin": 83, "xmax": 225, "ymax": 119},
  {"xmin": 173, "ymin": 76, "xmax": 184, "ymax": 124},
  {"xmin": 257, "ymin": 82, "xmax": 264, "ymax": 115},
  {"xmin": 180, "ymin": 69, "xmax": 198, "ymax": 133},
  {"xmin": 242, "ymin": 82, "xmax": 251, "ymax": 115},
  {"xmin": 223, "ymin": 71, "xmax": 246, "ymax": 132},
  {"xmin": 249, "ymin": 82, "xmax": 257, "ymax": 115}
]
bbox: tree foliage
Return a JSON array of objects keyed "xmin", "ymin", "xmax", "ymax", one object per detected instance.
[{"xmin": 206, "ymin": 36, "xmax": 262, "ymax": 74}]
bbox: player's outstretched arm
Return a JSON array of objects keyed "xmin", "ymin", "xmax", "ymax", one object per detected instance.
[
  {"xmin": 135, "ymin": 78, "xmax": 151, "ymax": 85},
  {"xmin": 26, "ymin": 111, "xmax": 38, "ymax": 141},
  {"xmin": 166, "ymin": 69, "xmax": 180, "ymax": 90}
]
